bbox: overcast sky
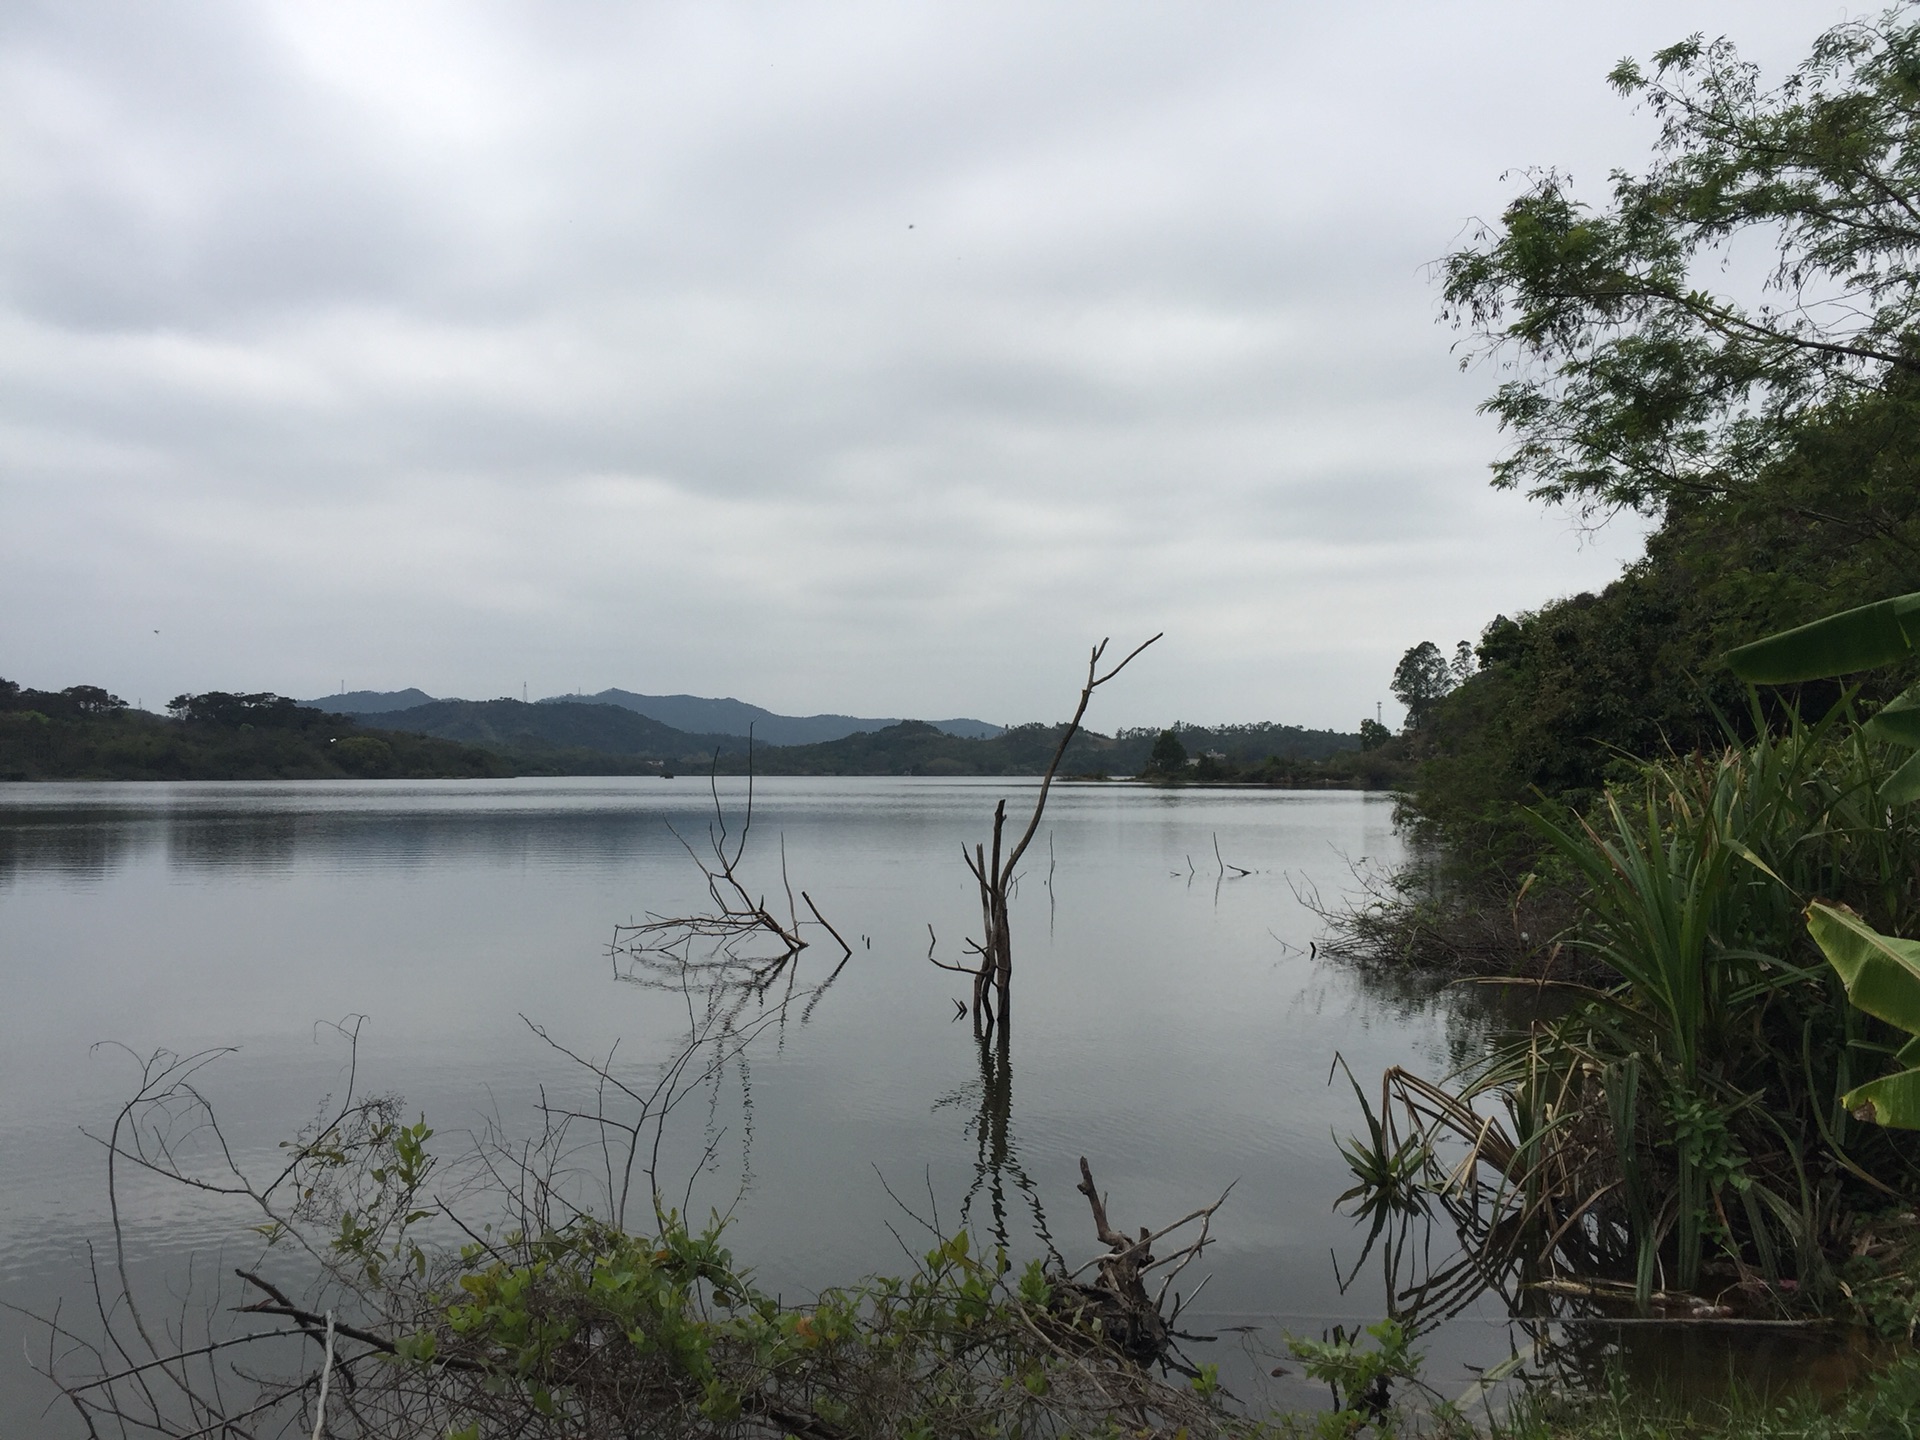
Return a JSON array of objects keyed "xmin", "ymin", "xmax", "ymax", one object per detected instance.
[{"xmin": 0, "ymin": 2, "xmax": 1841, "ymax": 729}]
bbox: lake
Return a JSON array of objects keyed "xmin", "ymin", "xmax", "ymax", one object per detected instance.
[{"xmin": 0, "ymin": 776, "xmax": 1522, "ymax": 1431}]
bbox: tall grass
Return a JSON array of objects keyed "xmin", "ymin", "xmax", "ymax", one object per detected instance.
[{"xmin": 1338, "ymin": 710, "xmax": 1920, "ymax": 1312}]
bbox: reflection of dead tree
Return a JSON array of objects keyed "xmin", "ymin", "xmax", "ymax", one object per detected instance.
[
  {"xmin": 933, "ymin": 1024, "xmax": 1057, "ymax": 1260},
  {"xmin": 939, "ymin": 635, "xmax": 1159, "ymax": 1037},
  {"xmin": 612, "ymin": 744, "xmax": 852, "ymax": 1028}
]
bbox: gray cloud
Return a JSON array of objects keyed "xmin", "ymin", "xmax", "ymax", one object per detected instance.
[{"xmin": 0, "ymin": 1, "xmax": 1828, "ymax": 727}]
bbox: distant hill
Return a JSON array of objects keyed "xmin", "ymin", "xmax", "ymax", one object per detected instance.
[
  {"xmin": 0, "ymin": 682, "xmax": 505, "ymax": 781},
  {"xmin": 702, "ymin": 721, "xmax": 1118, "ymax": 776},
  {"xmin": 703, "ymin": 719, "xmax": 1363, "ymax": 778},
  {"xmin": 543, "ymin": 689, "xmax": 1004, "ymax": 745},
  {"xmin": 371, "ymin": 697, "xmax": 741, "ymax": 764},
  {"xmin": 1114, "ymin": 722, "xmax": 1361, "ymax": 765},
  {"xmin": 304, "ymin": 688, "xmax": 439, "ymax": 714},
  {"xmin": 5, "ymin": 674, "xmax": 1370, "ymax": 783}
]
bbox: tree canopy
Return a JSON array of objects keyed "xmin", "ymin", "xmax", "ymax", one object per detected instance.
[
  {"xmin": 1442, "ymin": 8, "xmax": 1920, "ymax": 527},
  {"xmin": 1400, "ymin": 10, "xmax": 1920, "ymax": 872},
  {"xmin": 1391, "ymin": 642, "xmax": 1458, "ymax": 732}
]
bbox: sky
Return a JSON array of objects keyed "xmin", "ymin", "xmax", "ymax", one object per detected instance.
[{"xmin": 0, "ymin": 2, "xmax": 1845, "ymax": 730}]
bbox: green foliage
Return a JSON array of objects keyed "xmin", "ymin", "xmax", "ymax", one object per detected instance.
[
  {"xmin": 377, "ymin": 1212, "xmax": 1262, "ymax": 1438},
  {"xmin": 1283, "ymin": 1319, "xmax": 1423, "ymax": 1438},
  {"xmin": 1720, "ymin": 591, "xmax": 1920, "ymax": 1127},
  {"xmin": 203, "ymin": 1094, "xmax": 1262, "ymax": 1437},
  {"xmin": 167, "ymin": 690, "xmax": 332, "ymax": 729},
  {"xmin": 1728, "ymin": 588, "xmax": 1920, "ymax": 803},
  {"xmin": 1405, "ymin": 7, "xmax": 1920, "ymax": 875},
  {"xmin": 1499, "ymin": 1349, "xmax": 1920, "ymax": 1440},
  {"xmin": 1391, "ymin": 643, "xmax": 1461, "ymax": 733},
  {"xmin": 1807, "ymin": 902, "xmax": 1920, "ymax": 1128},
  {"xmin": 1341, "ymin": 714, "xmax": 1920, "ymax": 1305},
  {"xmin": 708, "ymin": 718, "xmax": 1368, "ymax": 779},
  {"xmin": 1147, "ymin": 727, "xmax": 1189, "ymax": 775},
  {"xmin": 333, "ymin": 735, "xmax": 396, "ymax": 775},
  {"xmin": 1401, "ymin": 402, "xmax": 1920, "ymax": 874},
  {"xmin": 0, "ymin": 678, "xmax": 507, "ymax": 780},
  {"xmin": 1440, "ymin": 10, "xmax": 1920, "ymax": 519},
  {"xmin": 1727, "ymin": 592, "xmax": 1920, "ymax": 685},
  {"xmin": 1332, "ymin": 1060, "xmax": 1431, "ymax": 1241}
]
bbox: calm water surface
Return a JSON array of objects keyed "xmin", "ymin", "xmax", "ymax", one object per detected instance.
[{"xmin": 1, "ymin": 777, "xmax": 1513, "ymax": 1430}]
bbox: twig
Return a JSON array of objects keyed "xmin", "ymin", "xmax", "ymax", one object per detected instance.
[{"xmin": 309, "ymin": 1312, "xmax": 334, "ymax": 1440}]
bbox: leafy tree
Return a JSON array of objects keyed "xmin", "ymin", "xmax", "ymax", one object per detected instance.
[
  {"xmin": 61, "ymin": 685, "xmax": 126, "ymax": 715},
  {"xmin": 1358, "ymin": 718, "xmax": 1391, "ymax": 751},
  {"xmin": 1401, "ymin": 10, "xmax": 1920, "ymax": 872},
  {"xmin": 1146, "ymin": 728, "xmax": 1187, "ymax": 774},
  {"xmin": 169, "ymin": 691, "xmax": 326, "ymax": 730},
  {"xmin": 1449, "ymin": 642, "xmax": 1476, "ymax": 686},
  {"xmin": 1441, "ymin": 9, "xmax": 1920, "ymax": 530},
  {"xmin": 333, "ymin": 735, "xmax": 396, "ymax": 776},
  {"xmin": 1390, "ymin": 642, "xmax": 1457, "ymax": 732}
]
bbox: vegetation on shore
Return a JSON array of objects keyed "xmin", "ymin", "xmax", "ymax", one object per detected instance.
[
  {"xmin": 1135, "ymin": 724, "xmax": 1410, "ymax": 790},
  {"xmin": 1318, "ymin": 13, "xmax": 1920, "ymax": 1399},
  {"xmin": 1502, "ymin": 1351, "xmax": 1920, "ymax": 1440},
  {"xmin": 3, "ymin": 679, "xmax": 1381, "ymax": 785},
  {"xmin": 701, "ymin": 717, "xmax": 1373, "ymax": 781},
  {"xmin": 1394, "ymin": 8, "xmax": 1920, "ymax": 883},
  {"xmin": 0, "ymin": 680, "xmax": 507, "ymax": 781}
]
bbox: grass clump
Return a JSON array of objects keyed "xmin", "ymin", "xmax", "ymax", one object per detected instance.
[
  {"xmin": 1329, "ymin": 710, "xmax": 1920, "ymax": 1312},
  {"xmin": 1500, "ymin": 1351, "xmax": 1920, "ymax": 1440}
]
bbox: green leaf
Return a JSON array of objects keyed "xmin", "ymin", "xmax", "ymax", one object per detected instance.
[
  {"xmin": 1806, "ymin": 902, "xmax": 1920, "ymax": 1037},
  {"xmin": 1841, "ymin": 1068, "xmax": 1920, "ymax": 1130},
  {"xmin": 1882, "ymin": 751, "xmax": 1920, "ymax": 807},
  {"xmin": 1724, "ymin": 593, "xmax": 1920, "ymax": 682},
  {"xmin": 1864, "ymin": 684, "xmax": 1920, "ymax": 748}
]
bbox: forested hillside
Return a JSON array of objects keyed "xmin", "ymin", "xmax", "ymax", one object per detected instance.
[
  {"xmin": 370, "ymin": 697, "xmax": 740, "ymax": 768},
  {"xmin": 1394, "ymin": 22, "xmax": 1920, "ymax": 876},
  {"xmin": 0, "ymin": 683, "xmax": 506, "ymax": 781}
]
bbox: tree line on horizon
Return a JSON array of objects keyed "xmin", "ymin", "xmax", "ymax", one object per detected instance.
[{"xmin": 0, "ymin": 677, "xmax": 1382, "ymax": 783}]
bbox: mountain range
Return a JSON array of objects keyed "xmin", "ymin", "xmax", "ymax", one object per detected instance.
[
  {"xmin": 308, "ymin": 688, "xmax": 1002, "ymax": 745},
  {"xmin": 312, "ymin": 688, "xmax": 440, "ymax": 714}
]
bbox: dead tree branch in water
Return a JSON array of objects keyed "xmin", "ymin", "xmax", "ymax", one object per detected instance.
[
  {"xmin": 951, "ymin": 635, "xmax": 1159, "ymax": 1036},
  {"xmin": 1052, "ymin": 1156, "xmax": 1233, "ymax": 1368},
  {"xmin": 613, "ymin": 738, "xmax": 852, "ymax": 1026}
]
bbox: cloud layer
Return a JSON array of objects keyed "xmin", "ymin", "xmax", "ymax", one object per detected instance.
[{"xmin": 0, "ymin": 2, "xmax": 1830, "ymax": 727}]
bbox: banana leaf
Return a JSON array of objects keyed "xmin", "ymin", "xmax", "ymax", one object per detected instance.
[
  {"xmin": 1863, "ymin": 683, "xmax": 1920, "ymax": 747},
  {"xmin": 1725, "ymin": 593, "xmax": 1920, "ymax": 683},
  {"xmin": 1840, "ymin": 1070, "xmax": 1920, "ymax": 1131},
  {"xmin": 1806, "ymin": 901, "xmax": 1920, "ymax": 1129},
  {"xmin": 1883, "ymin": 750, "xmax": 1920, "ymax": 807}
]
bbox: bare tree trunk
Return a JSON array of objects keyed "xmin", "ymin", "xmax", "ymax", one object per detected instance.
[{"xmin": 951, "ymin": 635, "xmax": 1159, "ymax": 1036}]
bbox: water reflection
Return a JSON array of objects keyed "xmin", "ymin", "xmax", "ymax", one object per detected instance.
[
  {"xmin": 0, "ymin": 804, "xmax": 692, "ymax": 883},
  {"xmin": 4, "ymin": 779, "xmax": 1501, "ymax": 1434},
  {"xmin": 0, "ymin": 811, "xmax": 149, "ymax": 883},
  {"xmin": 935, "ymin": 1028, "xmax": 1058, "ymax": 1261},
  {"xmin": 165, "ymin": 812, "xmax": 303, "ymax": 872}
]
